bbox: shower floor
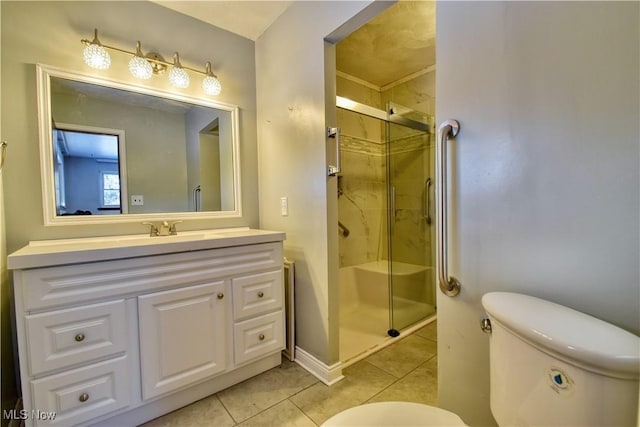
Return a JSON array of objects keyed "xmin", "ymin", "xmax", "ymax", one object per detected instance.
[{"xmin": 340, "ymin": 297, "xmax": 435, "ymax": 364}]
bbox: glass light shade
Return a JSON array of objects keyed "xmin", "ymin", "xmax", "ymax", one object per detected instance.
[
  {"xmin": 168, "ymin": 66, "xmax": 190, "ymax": 88},
  {"xmin": 83, "ymin": 44, "xmax": 111, "ymax": 70},
  {"xmin": 128, "ymin": 56, "xmax": 153, "ymax": 79},
  {"xmin": 202, "ymin": 75, "xmax": 222, "ymax": 95}
]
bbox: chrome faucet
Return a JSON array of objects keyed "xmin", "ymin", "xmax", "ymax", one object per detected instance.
[
  {"xmin": 142, "ymin": 221, "xmax": 182, "ymax": 237},
  {"xmin": 142, "ymin": 222, "xmax": 159, "ymax": 237},
  {"xmin": 159, "ymin": 221, "xmax": 171, "ymax": 236}
]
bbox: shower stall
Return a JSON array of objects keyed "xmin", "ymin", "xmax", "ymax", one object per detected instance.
[{"xmin": 337, "ymin": 96, "xmax": 436, "ymax": 364}]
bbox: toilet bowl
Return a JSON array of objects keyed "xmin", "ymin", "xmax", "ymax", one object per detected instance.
[{"xmin": 321, "ymin": 402, "xmax": 467, "ymax": 426}]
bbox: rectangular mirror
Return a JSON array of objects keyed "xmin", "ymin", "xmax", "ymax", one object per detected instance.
[{"xmin": 37, "ymin": 64, "xmax": 241, "ymax": 225}]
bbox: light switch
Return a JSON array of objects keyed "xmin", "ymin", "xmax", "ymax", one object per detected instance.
[{"xmin": 280, "ymin": 197, "xmax": 288, "ymax": 216}]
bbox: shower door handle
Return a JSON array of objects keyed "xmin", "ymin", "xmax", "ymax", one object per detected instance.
[
  {"xmin": 423, "ymin": 178, "xmax": 432, "ymax": 225},
  {"xmin": 327, "ymin": 127, "xmax": 341, "ymax": 176},
  {"xmin": 0, "ymin": 141, "xmax": 7, "ymax": 171},
  {"xmin": 436, "ymin": 119, "xmax": 461, "ymax": 297}
]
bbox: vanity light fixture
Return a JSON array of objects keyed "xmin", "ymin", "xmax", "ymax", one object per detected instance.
[
  {"xmin": 202, "ymin": 62, "xmax": 222, "ymax": 96},
  {"xmin": 168, "ymin": 53, "xmax": 190, "ymax": 89},
  {"xmin": 81, "ymin": 28, "xmax": 222, "ymax": 95},
  {"xmin": 82, "ymin": 29, "xmax": 111, "ymax": 70},
  {"xmin": 128, "ymin": 41, "xmax": 153, "ymax": 80}
]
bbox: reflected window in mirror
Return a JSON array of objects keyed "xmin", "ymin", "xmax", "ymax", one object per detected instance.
[{"xmin": 53, "ymin": 125, "xmax": 126, "ymax": 216}]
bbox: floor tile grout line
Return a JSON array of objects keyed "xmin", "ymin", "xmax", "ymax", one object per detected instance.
[
  {"xmin": 223, "ymin": 367, "xmax": 322, "ymax": 426},
  {"xmin": 287, "ymin": 397, "xmax": 320, "ymax": 426}
]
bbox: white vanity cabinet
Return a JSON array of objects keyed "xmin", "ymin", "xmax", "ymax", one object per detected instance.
[{"xmin": 8, "ymin": 229, "xmax": 286, "ymax": 427}]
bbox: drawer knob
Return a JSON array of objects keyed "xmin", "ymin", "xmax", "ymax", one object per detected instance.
[
  {"xmin": 75, "ymin": 333, "xmax": 85, "ymax": 342},
  {"xmin": 217, "ymin": 293, "xmax": 224, "ymax": 300},
  {"xmin": 79, "ymin": 393, "xmax": 90, "ymax": 403},
  {"xmin": 257, "ymin": 291, "xmax": 264, "ymax": 298},
  {"xmin": 259, "ymin": 334, "xmax": 265, "ymax": 341}
]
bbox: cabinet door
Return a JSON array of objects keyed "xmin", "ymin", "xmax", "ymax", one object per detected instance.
[{"xmin": 138, "ymin": 281, "xmax": 228, "ymax": 400}]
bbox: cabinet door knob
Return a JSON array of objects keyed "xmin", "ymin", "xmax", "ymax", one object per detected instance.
[
  {"xmin": 75, "ymin": 333, "xmax": 85, "ymax": 342},
  {"xmin": 217, "ymin": 293, "xmax": 224, "ymax": 300},
  {"xmin": 259, "ymin": 334, "xmax": 265, "ymax": 341},
  {"xmin": 257, "ymin": 291, "xmax": 264, "ymax": 298},
  {"xmin": 79, "ymin": 393, "xmax": 90, "ymax": 403}
]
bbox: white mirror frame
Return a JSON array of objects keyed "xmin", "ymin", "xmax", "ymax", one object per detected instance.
[{"xmin": 36, "ymin": 64, "xmax": 242, "ymax": 226}]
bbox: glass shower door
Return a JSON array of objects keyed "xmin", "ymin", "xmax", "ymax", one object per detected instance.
[{"xmin": 386, "ymin": 104, "xmax": 436, "ymax": 333}]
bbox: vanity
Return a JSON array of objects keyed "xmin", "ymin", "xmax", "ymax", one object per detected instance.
[{"xmin": 8, "ymin": 228, "xmax": 286, "ymax": 426}]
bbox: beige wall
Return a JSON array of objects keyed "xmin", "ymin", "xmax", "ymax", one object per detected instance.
[
  {"xmin": 0, "ymin": 3, "xmax": 18, "ymax": 415},
  {"xmin": 1, "ymin": 0, "xmax": 258, "ymax": 409},
  {"xmin": 436, "ymin": 2, "xmax": 639, "ymax": 425},
  {"xmin": 1, "ymin": 1, "xmax": 258, "ymax": 255},
  {"xmin": 256, "ymin": 1, "xmax": 391, "ymax": 366}
]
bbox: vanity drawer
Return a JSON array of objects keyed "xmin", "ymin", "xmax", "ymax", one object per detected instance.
[
  {"xmin": 233, "ymin": 311, "xmax": 284, "ymax": 365},
  {"xmin": 232, "ymin": 270, "xmax": 284, "ymax": 321},
  {"xmin": 30, "ymin": 355, "xmax": 130, "ymax": 426},
  {"xmin": 26, "ymin": 300, "xmax": 127, "ymax": 376}
]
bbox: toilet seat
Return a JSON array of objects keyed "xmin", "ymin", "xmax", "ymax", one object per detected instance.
[{"xmin": 321, "ymin": 402, "xmax": 467, "ymax": 426}]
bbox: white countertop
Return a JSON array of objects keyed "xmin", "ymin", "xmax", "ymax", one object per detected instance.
[{"xmin": 8, "ymin": 227, "xmax": 286, "ymax": 270}]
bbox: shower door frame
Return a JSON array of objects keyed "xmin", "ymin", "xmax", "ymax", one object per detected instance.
[
  {"xmin": 336, "ymin": 96, "xmax": 435, "ymax": 337},
  {"xmin": 385, "ymin": 103, "xmax": 434, "ymax": 336}
]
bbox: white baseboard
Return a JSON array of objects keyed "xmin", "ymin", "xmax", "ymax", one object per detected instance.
[{"xmin": 294, "ymin": 346, "xmax": 344, "ymax": 385}]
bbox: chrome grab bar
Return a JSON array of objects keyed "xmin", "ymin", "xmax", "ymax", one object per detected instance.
[
  {"xmin": 436, "ymin": 119, "xmax": 461, "ymax": 297},
  {"xmin": 338, "ymin": 221, "xmax": 350, "ymax": 237},
  {"xmin": 423, "ymin": 177, "xmax": 432, "ymax": 225},
  {"xmin": 327, "ymin": 127, "xmax": 341, "ymax": 176}
]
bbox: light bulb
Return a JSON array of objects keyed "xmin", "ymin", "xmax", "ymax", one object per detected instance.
[
  {"xmin": 128, "ymin": 42, "xmax": 153, "ymax": 79},
  {"xmin": 83, "ymin": 29, "xmax": 110, "ymax": 70},
  {"xmin": 169, "ymin": 67, "xmax": 189, "ymax": 88},
  {"xmin": 168, "ymin": 52, "xmax": 189, "ymax": 88},
  {"xmin": 203, "ymin": 76, "xmax": 221, "ymax": 95},
  {"xmin": 202, "ymin": 62, "xmax": 222, "ymax": 95}
]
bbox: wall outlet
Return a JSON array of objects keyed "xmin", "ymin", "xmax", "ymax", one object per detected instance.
[
  {"xmin": 131, "ymin": 195, "xmax": 144, "ymax": 206},
  {"xmin": 280, "ymin": 197, "xmax": 288, "ymax": 216}
]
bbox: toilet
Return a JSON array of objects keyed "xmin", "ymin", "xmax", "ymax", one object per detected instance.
[
  {"xmin": 322, "ymin": 292, "xmax": 639, "ymax": 427},
  {"xmin": 322, "ymin": 402, "xmax": 466, "ymax": 426}
]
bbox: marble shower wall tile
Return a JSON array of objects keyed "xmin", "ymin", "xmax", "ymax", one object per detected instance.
[
  {"xmin": 338, "ymin": 144, "xmax": 386, "ymax": 268},
  {"xmin": 338, "ymin": 72, "xmax": 435, "ymax": 271},
  {"xmin": 381, "ymin": 70, "xmax": 436, "ymax": 118}
]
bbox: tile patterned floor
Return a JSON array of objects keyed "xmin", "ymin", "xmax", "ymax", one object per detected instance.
[{"xmin": 141, "ymin": 321, "xmax": 438, "ymax": 427}]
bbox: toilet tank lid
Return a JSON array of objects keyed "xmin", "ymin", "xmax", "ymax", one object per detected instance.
[{"xmin": 482, "ymin": 292, "xmax": 640, "ymax": 377}]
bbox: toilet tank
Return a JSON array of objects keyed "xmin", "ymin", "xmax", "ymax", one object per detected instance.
[{"xmin": 482, "ymin": 292, "xmax": 639, "ymax": 427}]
